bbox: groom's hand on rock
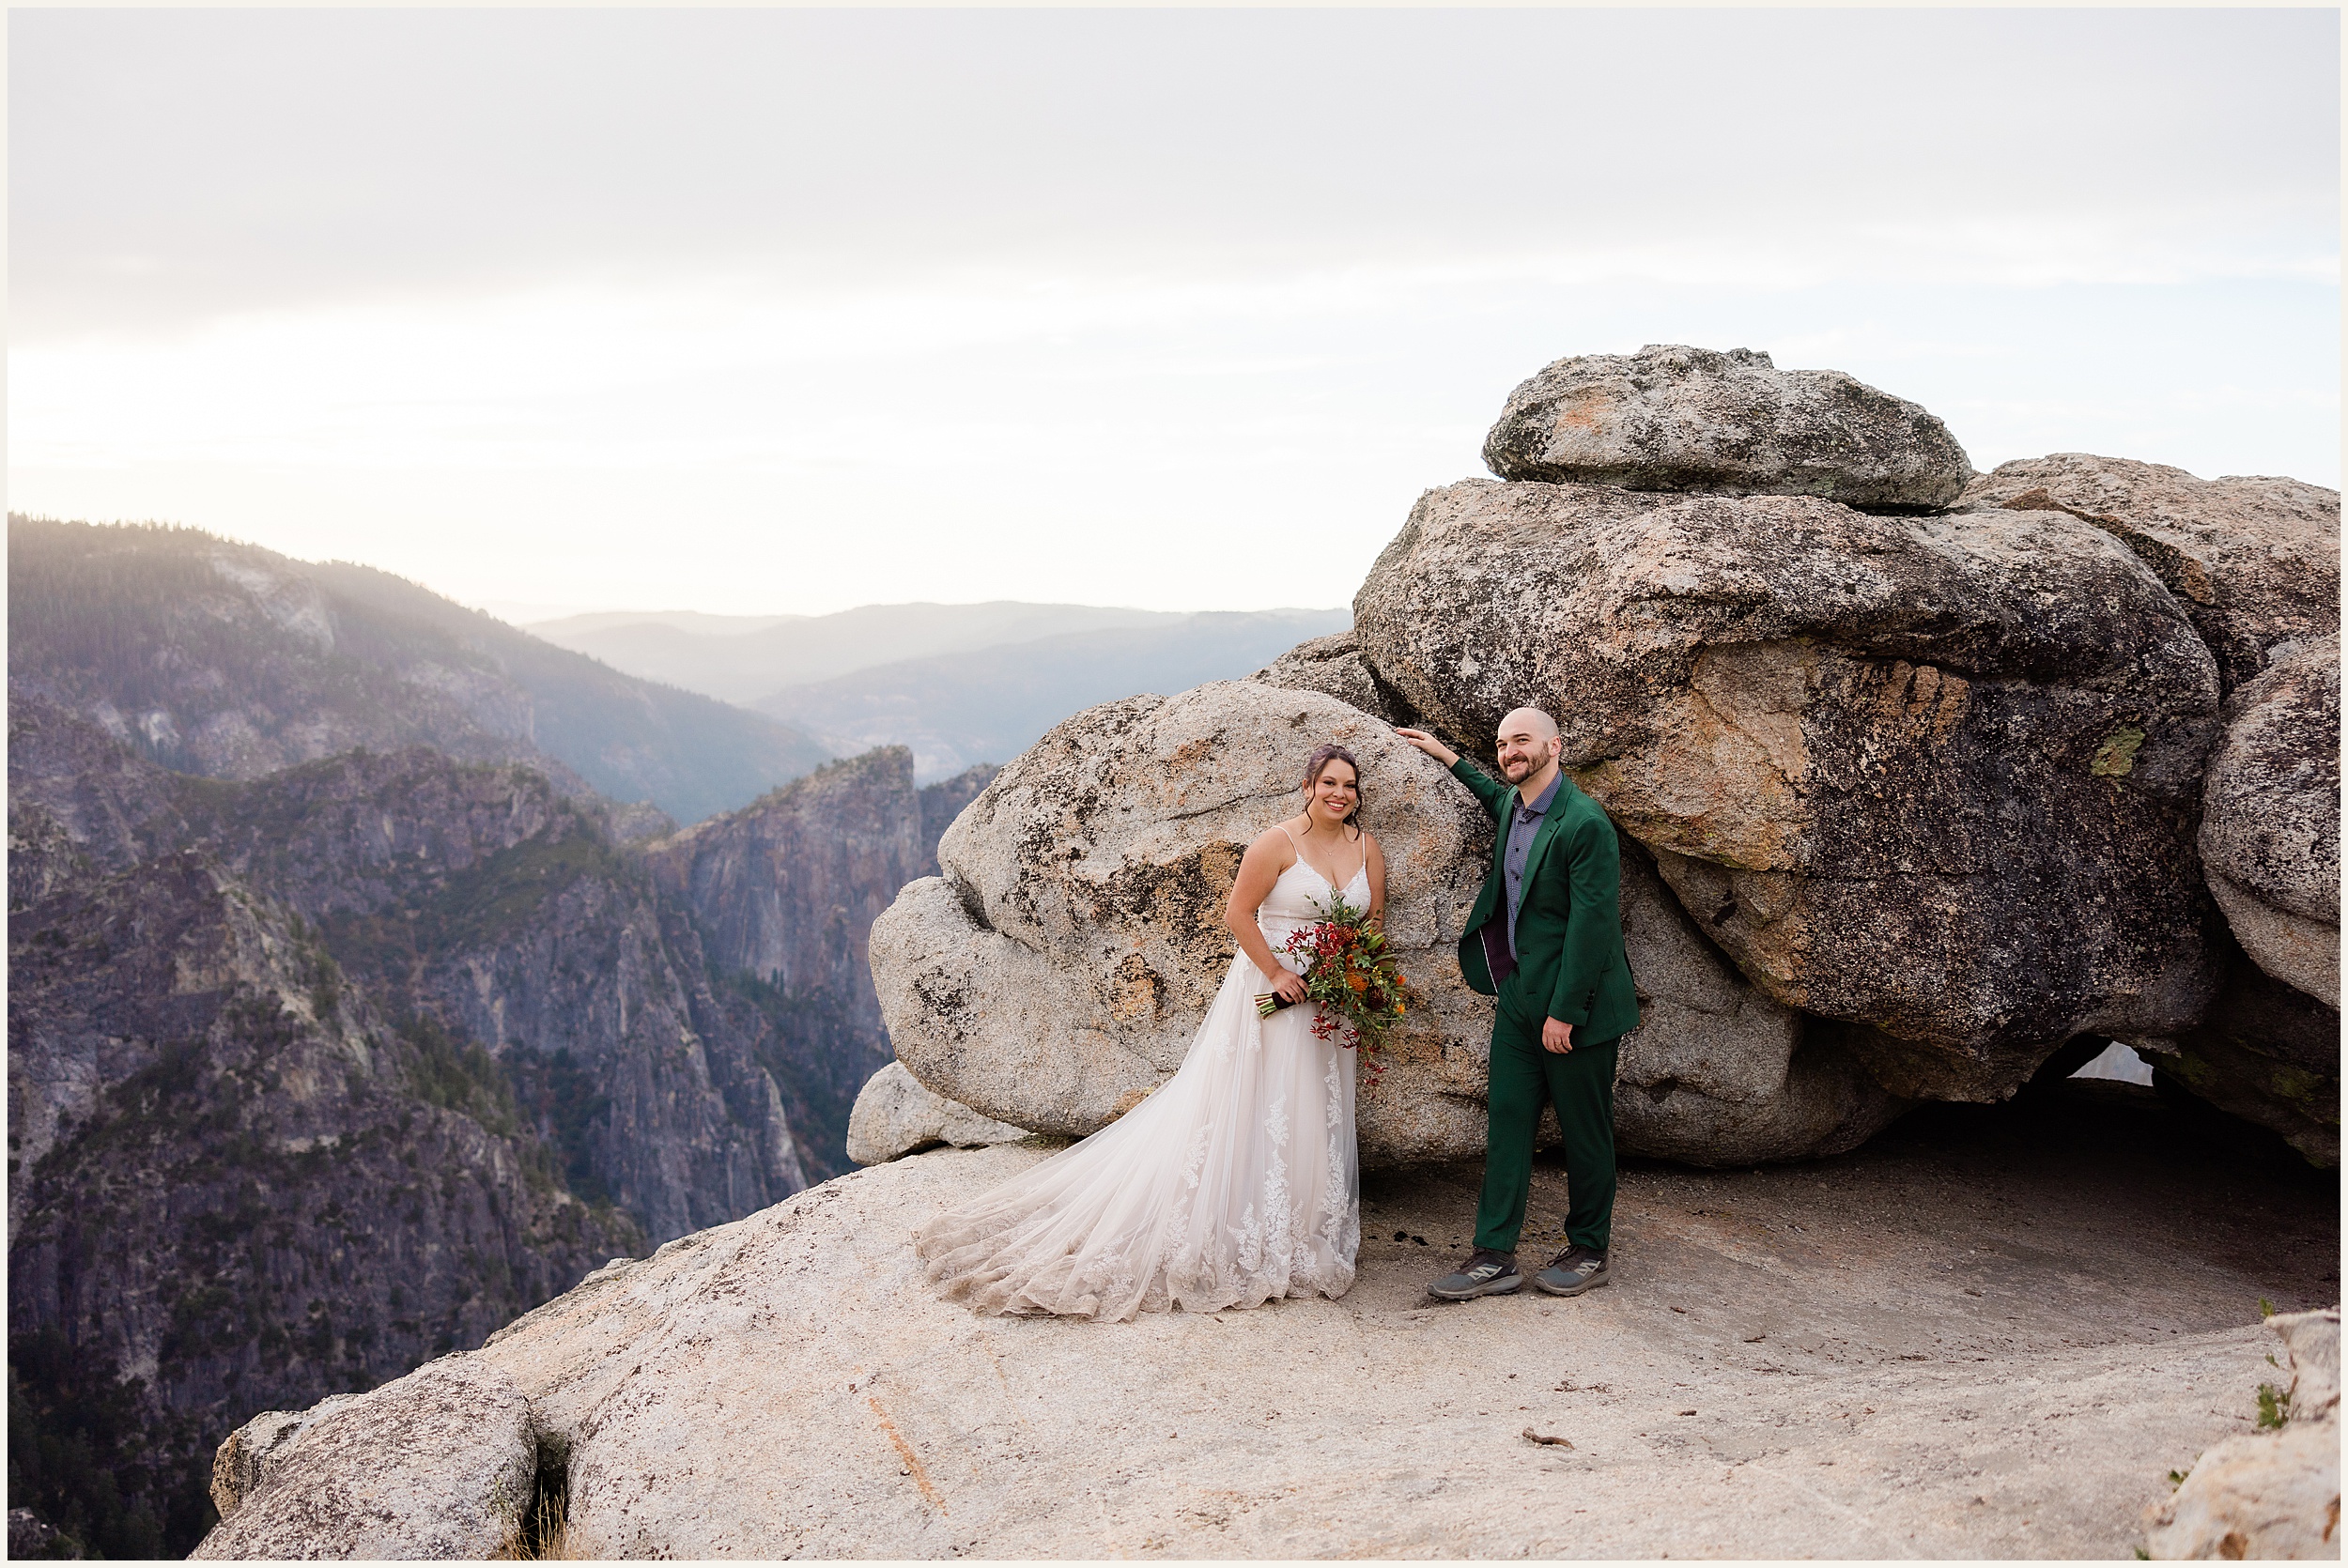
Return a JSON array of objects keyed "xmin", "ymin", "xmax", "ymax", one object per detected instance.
[
  {"xmin": 1542, "ymin": 1018, "xmax": 1575, "ymax": 1054},
  {"xmin": 1394, "ymin": 728, "xmax": 1460, "ymax": 767}
]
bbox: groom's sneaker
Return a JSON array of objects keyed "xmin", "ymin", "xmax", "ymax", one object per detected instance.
[
  {"xmin": 1429, "ymin": 1249, "xmax": 1522, "ymax": 1300},
  {"xmin": 1534, "ymin": 1244, "xmax": 1610, "ymax": 1297}
]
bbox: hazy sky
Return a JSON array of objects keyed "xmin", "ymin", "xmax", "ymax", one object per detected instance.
[{"xmin": 10, "ymin": 8, "xmax": 2339, "ymax": 618}]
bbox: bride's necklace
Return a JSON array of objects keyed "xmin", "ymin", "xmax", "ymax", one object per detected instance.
[{"xmin": 1292, "ymin": 816, "xmax": 1361, "ymax": 883}]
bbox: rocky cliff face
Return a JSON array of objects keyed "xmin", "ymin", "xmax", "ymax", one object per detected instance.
[
  {"xmin": 8, "ymin": 710, "xmax": 640, "ymax": 1554},
  {"xmin": 1352, "ymin": 476, "xmax": 2226, "ymax": 1099},
  {"xmin": 640, "ymin": 752, "xmax": 997, "ymax": 1181},
  {"xmin": 8, "ymin": 694, "xmax": 980, "ymax": 1554}
]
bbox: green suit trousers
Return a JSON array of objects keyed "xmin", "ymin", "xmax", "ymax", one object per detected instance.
[{"xmin": 1473, "ymin": 981, "xmax": 1618, "ymax": 1256}]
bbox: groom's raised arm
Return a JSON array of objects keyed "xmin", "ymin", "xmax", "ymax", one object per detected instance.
[
  {"xmin": 1393, "ymin": 728, "xmax": 1509, "ymax": 822},
  {"xmin": 1445, "ymin": 757, "xmax": 1512, "ymax": 821}
]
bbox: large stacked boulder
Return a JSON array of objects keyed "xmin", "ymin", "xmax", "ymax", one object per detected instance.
[
  {"xmin": 1960, "ymin": 455, "xmax": 2339, "ymax": 696},
  {"xmin": 1353, "ymin": 478, "xmax": 2226, "ymax": 1100},
  {"xmin": 870, "ymin": 682, "xmax": 1500, "ymax": 1166},
  {"xmin": 871, "ymin": 344, "xmax": 2338, "ymax": 1165},
  {"xmin": 2197, "ymin": 637, "xmax": 2340, "ymax": 1008},
  {"xmin": 1482, "ymin": 345, "xmax": 1972, "ymax": 510}
]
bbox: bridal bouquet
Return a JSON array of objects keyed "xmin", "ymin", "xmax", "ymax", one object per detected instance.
[{"xmin": 1254, "ymin": 890, "xmax": 1418, "ymax": 1074}]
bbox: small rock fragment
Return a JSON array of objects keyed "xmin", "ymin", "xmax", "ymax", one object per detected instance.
[
  {"xmin": 845, "ymin": 1061, "xmax": 1027, "ymax": 1164},
  {"xmin": 2143, "ymin": 1308, "xmax": 2341, "ymax": 1560}
]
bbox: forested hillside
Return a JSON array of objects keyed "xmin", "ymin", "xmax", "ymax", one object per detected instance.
[{"xmin": 8, "ymin": 517, "xmax": 832, "ymax": 824}]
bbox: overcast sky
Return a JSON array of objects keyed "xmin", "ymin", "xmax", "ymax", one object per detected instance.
[{"xmin": 9, "ymin": 8, "xmax": 2339, "ymax": 619}]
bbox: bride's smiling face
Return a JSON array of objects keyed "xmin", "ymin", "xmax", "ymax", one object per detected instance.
[{"xmin": 1304, "ymin": 761, "xmax": 1359, "ymax": 827}]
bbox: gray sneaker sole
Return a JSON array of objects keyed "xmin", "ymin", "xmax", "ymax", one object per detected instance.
[
  {"xmin": 1429, "ymin": 1272, "xmax": 1523, "ymax": 1301},
  {"xmin": 1533, "ymin": 1268, "xmax": 1609, "ymax": 1298}
]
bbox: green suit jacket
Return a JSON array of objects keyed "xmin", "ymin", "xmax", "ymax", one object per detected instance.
[{"xmin": 1449, "ymin": 757, "xmax": 1641, "ymax": 1040}]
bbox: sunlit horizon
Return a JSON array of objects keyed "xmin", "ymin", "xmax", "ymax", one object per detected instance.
[{"xmin": 11, "ymin": 8, "xmax": 2338, "ymax": 617}]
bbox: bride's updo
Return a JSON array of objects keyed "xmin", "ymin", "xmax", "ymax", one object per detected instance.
[{"xmin": 1299, "ymin": 742, "xmax": 1364, "ymax": 825}]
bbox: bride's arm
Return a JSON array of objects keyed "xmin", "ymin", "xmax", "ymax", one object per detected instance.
[
  {"xmin": 1365, "ymin": 831, "xmax": 1387, "ymax": 927},
  {"xmin": 1225, "ymin": 830, "xmax": 1309, "ymax": 1003}
]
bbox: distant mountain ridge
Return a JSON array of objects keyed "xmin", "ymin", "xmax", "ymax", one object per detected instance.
[
  {"xmin": 530, "ymin": 597, "xmax": 1352, "ymax": 781},
  {"xmin": 4, "ymin": 517, "xmax": 1339, "ymax": 1556},
  {"xmin": 9, "ymin": 517, "xmax": 832, "ymax": 825},
  {"xmin": 752, "ymin": 608, "xmax": 1352, "ymax": 778},
  {"xmin": 527, "ymin": 600, "xmax": 1210, "ymax": 706}
]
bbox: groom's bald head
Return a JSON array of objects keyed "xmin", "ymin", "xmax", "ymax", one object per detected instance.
[{"xmin": 1499, "ymin": 707, "xmax": 1558, "ymax": 744}]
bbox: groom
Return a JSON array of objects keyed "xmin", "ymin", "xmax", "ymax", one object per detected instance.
[{"xmin": 1397, "ymin": 710, "xmax": 1639, "ymax": 1300}]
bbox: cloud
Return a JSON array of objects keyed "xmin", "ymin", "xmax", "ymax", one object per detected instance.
[
  {"xmin": 11, "ymin": 8, "xmax": 2337, "ymax": 338},
  {"xmin": 7, "ymin": 8, "xmax": 2337, "ymax": 615}
]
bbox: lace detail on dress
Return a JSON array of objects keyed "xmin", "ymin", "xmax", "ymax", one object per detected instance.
[
  {"xmin": 1320, "ymin": 1053, "xmax": 1351, "ymax": 1255},
  {"xmin": 912, "ymin": 853, "xmax": 1365, "ymax": 1319}
]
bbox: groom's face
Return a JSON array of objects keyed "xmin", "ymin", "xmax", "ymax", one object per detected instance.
[{"xmin": 1494, "ymin": 715, "xmax": 1561, "ymax": 783}]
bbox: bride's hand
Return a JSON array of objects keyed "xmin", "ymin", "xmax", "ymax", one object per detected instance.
[
  {"xmin": 1393, "ymin": 727, "xmax": 1459, "ymax": 767},
  {"xmin": 1268, "ymin": 968, "xmax": 1310, "ymax": 1004}
]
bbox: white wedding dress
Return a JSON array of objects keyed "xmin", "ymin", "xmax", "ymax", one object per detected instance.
[{"xmin": 914, "ymin": 841, "xmax": 1363, "ymax": 1319}]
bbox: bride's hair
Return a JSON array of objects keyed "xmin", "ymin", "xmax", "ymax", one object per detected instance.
[{"xmin": 1299, "ymin": 743, "xmax": 1364, "ymax": 827}]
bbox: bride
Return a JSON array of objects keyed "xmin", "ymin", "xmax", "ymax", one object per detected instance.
[{"xmin": 914, "ymin": 743, "xmax": 1385, "ymax": 1319}]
